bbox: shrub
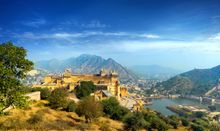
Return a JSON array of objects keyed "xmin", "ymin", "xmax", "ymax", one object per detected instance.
[
  {"xmin": 194, "ymin": 112, "xmax": 206, "ymax": 118},
  {"xmin": 65, "ymin": 101, "xmax": 77, "ymax": 112},
  {"xmin": 143, "ymin": 112, "xmax": 158, "ymax": 122},
  {"xmin": 191, "ymin": 123, "xmax": 205, "ymax": 131},
  {"xmin": 48, "ymin": 88, "xmax": 69, "ymax": 109},
  {"xmin": 76, "ymin": 96, "xmax": 103, "ymax": 123},
  {"xmin": 181, "ymin": 118, "xmax": 189, "ymax": 126},
  {"xmin": 75, "ymin": 81, "xmax": 96, "ymax": 99},
  {"xmin": 39, "ymin": 88, "xmax": 51, "ymax": 100},
  {"xmin": 111, "ymin": 106, "xmax": 129, "ymax": 120},
  {"xmin": 102, "ymin": 97, "xmax": 119, "ymax": 115},
  {"xmin": 123, "ymin": 112, "xmax": 149, "ymax": 130},
  {"xmin": 99, "ymin": 122, "xmax": 111, "ymax": 131},
  {"xmin": 102, "ymin": 97, "xmax": 129, "ymax": 120},
  {"xmin": 27, "ymin": 112, "xmax": 43, "ymax": 124},
  {"xmin": 169, "ymin": 120, "xmax": 179, "ymax": 129},
  {"xmin": 150, "ymin": 117, "xmax": 168, "ymax": 131},
  {"xmin": 168, "ymin": 115, "xmax": 180, "ymax": 129},
  {"xmin": 193, "ymin": 118, "xmax": 210, "ymax": 128}
]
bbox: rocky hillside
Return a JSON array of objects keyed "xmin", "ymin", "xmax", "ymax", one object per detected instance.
[{"xmin": 35, "ymin": 54, "xmax": 138, "ymax": 82}]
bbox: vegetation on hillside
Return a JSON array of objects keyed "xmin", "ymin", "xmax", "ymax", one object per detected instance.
[
  {"xmin": 156, "ymin": 66, "xmax": 220, "ymax": 95},
  {"xmin": 76, "ymin": 96, "xmax": 103, "ymax": 123}
]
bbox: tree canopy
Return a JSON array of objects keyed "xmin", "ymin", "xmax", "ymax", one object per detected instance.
[
  {"xmin": 75, "ymin": 81, "xmax": 96, "ymax": 99},
  {"xmin": 0, "ymin": 42, "xmax": 33, "ymax": 112},
  {"xmin": 48, "ymin": 88, "xmax": 69, "ymax": 109},
  {"xmin": 102, "ymin": 97, "xmax": 129, "ymax": 120},
  {"xmin": 76, "ymin": 96, "xmax": 103, "ymax": 123}
]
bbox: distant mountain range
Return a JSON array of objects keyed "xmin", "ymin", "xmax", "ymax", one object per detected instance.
[
  {"xmin": 129, "ymin": 65, "xmax": 182, "ymax": 80},
  {"xmin": 156, "ymin": 65, "xmax": 220, "ymax": 95},
  {"xmin": 35, "ymin": 54, "xmax": 138, "ymax": 82}
]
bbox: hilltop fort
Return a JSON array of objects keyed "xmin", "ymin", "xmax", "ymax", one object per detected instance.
[{"xmin": 33, "ymin": 69, "xmax": 128, "ymax": 99}]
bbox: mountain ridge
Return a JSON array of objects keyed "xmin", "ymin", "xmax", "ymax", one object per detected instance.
[
  {"xmin": 157, "ymin": 65, "xmax": 220, "ymax": 95},
  {"xmin": 35, "ymin": 54, "xmax": 138, "ymax": 82}
]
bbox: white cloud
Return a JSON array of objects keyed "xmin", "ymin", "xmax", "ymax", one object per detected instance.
[
  {"xmin": 22, "ymin": 18, "xmax": 46, "ymax": 27},
  {"xmin": 99, "ymin": 40, "xmax": 220, "ymax": 54},
  {"xmin": 81, "ymin": 20, "xmax": 107, "ymax": 28},
  {"xmin": 16, "ymin": 31, "xmax": 160, "ymax": 39},
  {"xmin": 208, "ymin": 33, "xmax": 220, "ymax": 40},
  {"xmin": 139, "ymin": 34, "xmax": 160, "ymax": 38}
]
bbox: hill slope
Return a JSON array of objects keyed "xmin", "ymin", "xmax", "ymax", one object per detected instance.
[
  {"xmin": 35, "ymin": 54, "xmax": 138, "ymax": 82},
  {"xmin": 156, "ymin": 65, "xmax": 220, "ymax": 95},
  {"xmin": 0, "ymin": 101, "xmax": 123, "ymax": 130}
]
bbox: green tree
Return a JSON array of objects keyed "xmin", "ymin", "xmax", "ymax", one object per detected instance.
[
  {"xmin": 151, "ymin": 117, "xmax": 168, "ymax": 131},
  {"xmin": 169, "ymin": 115, "xmax": 180, "ymax": 129},
  {"xmin": 191, "ymin": 123, "xmax": 205, "ymax": 131},
  {"xmin": 76, "ymin": 96, "xmax": 103, "ymax": 123},
  {"xmin": 194, "ymin": 112, "xmax": 207, "ymax": 118},
  {"xmin": 0, "ymin": 42, "xmax": 33, "ymax": 112},
  {"xmin": 111, "ymin": 106, "xmax": 129, "ymax": 120},
  {"xmin": 65, "ymin": 100, "xmax": 77, "ymax": 112},
  {"xmin": 123, "ymin": 112, "xmax": 149, "ymax": 131},
  {"xmin": 102, "ymin": 97, "xmax": 129, "ymax": 120},
  {"xmin": 102, "ymin": 97, "xmax": 119, "ymax": 114},
  {"xmin": 181, "ymin": 117, "xmax": 189, "ymax": 126},
  {"xmin": 75, "ymin": 81, "xmax": 96, "ymax": 99},
  {"xmin": 48, "ymin": 88, "xmax": 69, "ymax": 109}
]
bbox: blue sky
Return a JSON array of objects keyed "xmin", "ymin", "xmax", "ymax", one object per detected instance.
[{"xmin": 1, "ymin": 0, "xmax": 220, "ymax": 71}]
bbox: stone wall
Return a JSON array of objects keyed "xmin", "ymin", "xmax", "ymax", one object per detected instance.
[{"xmin": 25, "ymin": 91, "xmax": 41, "ymax": 101}]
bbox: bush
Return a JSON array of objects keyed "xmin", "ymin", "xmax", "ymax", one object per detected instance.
[
  {"xmin": 99, "ymin": 122, "xmax": 111, "ymax": 131},
  {"xmin": 102, "ymin": 97, "xmax": 119, "ymax": 115},
  {"xmin": 75, "ymin": 81, "xmax": 96, "ymax": 99},
  {"xmin": 169, "ymin": 120, "xmax": 179, "ymax": 129},
  {"xmin": 39, "ymin": 88, "xmax": 51, "ymax": 100},
  {"xmin": 48, "ymin": 88, "xmax": 69, "ymax": 109},
  {"xmin": 102, "ymin": 97, "xmax": 129, "ymax": 120},
  {"xmin": 193, "ymin": 118, "xmax": 210, "ymax": 128},
  {"xmin": 181, "ymin": 118, "xmax": 189, "ymax": 126},
  {"xmin": 194, "ymin": 112, "xmax": 206, "ymax": 118},
  {"xmin": 27, "ymin": 112, "xmax": 43, "ymax": 124},
  {"xmin": 191, "ymin": 123, "xmax": 205, "ymax": 131},
  {"xmin": 76, "ymin": 96, "xmax": 103, "ymax": 123},
  {"xmin": 65, "ymin": 101, "xmax": 77, "ymax": 112},
  {"xmin": 168, "ymin": 115, "xmax": 180, "ymax": 129},
  {"xmin": 111, "ymin": 106, "xmax": 129, "ymax": 120},
  {"xmin": 123, "ymin": 112, "xmax": 149, "ymax": 131},
  {"xmin": 151, "ymin": 117, "xmax": 168, "ymax": 131}
]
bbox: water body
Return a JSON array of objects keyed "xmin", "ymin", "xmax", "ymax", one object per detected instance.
[{"xmin": 146, "ymin": 98, "xmax": 220, "ymax": 116}]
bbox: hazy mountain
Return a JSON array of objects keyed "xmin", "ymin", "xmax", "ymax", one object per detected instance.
[
  {"xmin": 130, "ymin": 65, "xmax": 182, "ymax": 80},
  {"xmin": 35, "ymin": 54, "xmax": 138, "ymax": 82},
  {"xmin": 156, "ymin": 65, "xmax": 220, "ymax": 95}
]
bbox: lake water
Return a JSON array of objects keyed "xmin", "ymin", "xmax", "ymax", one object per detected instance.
[{"xmin": 145, "ymin": 98, "xmax": 220, "ymax": 116}]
